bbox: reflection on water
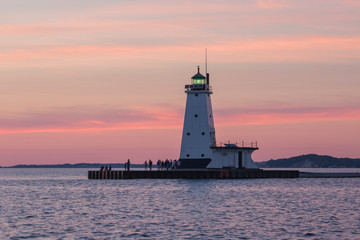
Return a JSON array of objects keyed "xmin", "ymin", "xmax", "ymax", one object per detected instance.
[{"xmin": 0, "ymin": 168, "xmax": 359, "ymax": 239}]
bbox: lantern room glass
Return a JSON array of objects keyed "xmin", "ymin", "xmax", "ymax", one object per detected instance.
[{"xmin": 192, "ymin": 78, "xmax": 206, "ymax": 85}]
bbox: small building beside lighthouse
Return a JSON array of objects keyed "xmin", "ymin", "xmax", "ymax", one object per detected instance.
[{"xmin": 179, "ymin": 67, "xmax": 258, "ymax": 169}]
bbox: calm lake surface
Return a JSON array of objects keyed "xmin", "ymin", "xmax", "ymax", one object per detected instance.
[{"xmin": 0, "ymin": 168, "xmax": 359, "ymax": 239}]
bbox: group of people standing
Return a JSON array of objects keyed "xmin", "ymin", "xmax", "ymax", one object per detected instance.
[
  {"xmin": 144, "ymin": 160, "xmax": 153, "ymax": 170},
  {"xmin": 99, "ymin": 165, "xmax": 112, "ymax": 179},
  {"xmin": 99, "ymin": 160, "xmax": 131, "ymax": 171},
  {"xmin": 155, "ymin": 159, "xmax": 180, "ymax": 171},
  {"xmin": 100, "ymin": 165, "xmax": 112, "ymax": 172},
  {"xmin": 99, "ymin": 158, "xmax": 180, "ymax": 172}
]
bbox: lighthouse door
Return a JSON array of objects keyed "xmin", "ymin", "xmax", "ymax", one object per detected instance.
[
  {"xmin": 238, "ymin": 151, "xmax": 243, "ymax": 168},
  {"xmin": 221, "ymin": 152, "xmax": 231, "ymax": 168}
]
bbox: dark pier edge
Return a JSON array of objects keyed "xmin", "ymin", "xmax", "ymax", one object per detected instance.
[
  {"xmin": 177, "ymin": 158, "xmax": 211, "ymax": 168},
  {"xmin": 88, "ymin": 169, "xmax": 300, "ymax": 180}
]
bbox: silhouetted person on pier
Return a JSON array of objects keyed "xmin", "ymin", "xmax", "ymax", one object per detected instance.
[
  {"xmin": 109, "ymin": 165, "xmax": 112, "ymax": 171},
  {"xmin": 168, "ymin": 160, "xmax": 172, "ymax": 171},
  {"xmin": 127, "ymin": 159, "xmax": 130, "ymax": 171},
  {"xmin": 104, "ymin": 165, "xmax": 108, "ymax": 171},
  {"xmin": 100, "ymin": 165, "xmax": 104, "ymax": 172},
  {"xmin": 165, "ymin": 159, "xmax": 169, "ymax": 171},
  {"xmin": 124, "ymin": 162, "xmax": 127, "ymax": 170},
  {"xmin": 144, "ymin": 160, "xmax": 148, "ymax": 170},
  {"xmin": 157, "ymin": 160, "xmax": 161, "ymax": 170},
  {"xmin": 149, "ymin": 159, "xmax": 152, "ymax": 171}
]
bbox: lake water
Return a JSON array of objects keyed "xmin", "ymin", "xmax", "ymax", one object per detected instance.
[{"xmin": 0, "ymin": 168, "xmax": 359, "ymax": 239}]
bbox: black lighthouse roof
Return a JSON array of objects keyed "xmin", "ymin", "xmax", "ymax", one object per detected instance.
[{"xmin": 192, "ymin": 66, "xmax": 206, "ymax": 79}]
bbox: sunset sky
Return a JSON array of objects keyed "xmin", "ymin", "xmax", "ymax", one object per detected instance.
[{"xmin": 1, "ymin": 0, "xmax": 360, "ymax": 166}]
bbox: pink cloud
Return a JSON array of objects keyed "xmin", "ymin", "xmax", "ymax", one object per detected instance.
[
  {"xmin": 0, "ymin": 20, "xmax": 186, "ymax": 36},
  {"xmin": 1, "ymin": 104, "xmax": 359, "ymax": 135},
  {"xmin": 335, "ymin": 0, "xmax": 360, "ymax": 7},
  {"xmin": 0, "ymin": 105, "xmax": 183, "ymax": 135},
  {"xmin": 1, "ymin": 35, "xmax": 360, "ymax": 67},
  {"xmin": 93, "ymin": 1, "xmax": 253, "ymax": 17},
  {"xmin": 256, "ymin": 0, "xmax": 291, "ymax": 9},
  {"xmin": 0, "ymin": 24, "xmax": 85, "ymax": 35},
  {"xmin": 215, "ymin": 106, "xmax": 360, "ymax": 125}
]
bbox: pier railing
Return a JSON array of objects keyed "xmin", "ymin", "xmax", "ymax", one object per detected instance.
[{"xmin": 214, "ymin": 141, "xmax": 258, "ymax": 148}]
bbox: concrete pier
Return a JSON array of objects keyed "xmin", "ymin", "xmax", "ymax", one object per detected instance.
[
  {"xmin": 88, "ymin": 169, "xmax": 300, "ymax": 180},
  {"xmin": 299, "ymin": 172, "xmax": 360, "ymax": 178}
]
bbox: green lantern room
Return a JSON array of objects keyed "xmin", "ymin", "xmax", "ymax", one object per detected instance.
[{"xmin": 191, "ymin": 66, "xmax": 206, "ymax": 85}]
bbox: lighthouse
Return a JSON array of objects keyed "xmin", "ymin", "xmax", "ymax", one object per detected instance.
[{"xmin": 179, "ymin": 67, "xmax": 258, "ymax": 169}]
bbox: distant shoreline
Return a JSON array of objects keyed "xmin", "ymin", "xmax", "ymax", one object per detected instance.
[
  {"xmin": 1, "ymin": 154, "xmax": 359, "ymax": 168},
  {"xmin": 0, "ymin": 163, "xmax": 143, "ymax": 168}
]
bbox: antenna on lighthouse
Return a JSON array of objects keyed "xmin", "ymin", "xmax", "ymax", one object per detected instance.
[
  {"xmin": 205, "ymin": 48, "xmax": 210, "ymax": 85},
  {"xmin": 205, "ymin": 48, "xmax": 207, "ymax": 74}
]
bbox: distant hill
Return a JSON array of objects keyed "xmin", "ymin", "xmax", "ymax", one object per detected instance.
[
  {"xmin": 3, "ymin": 154, "xmax": 359, "ymax": 168},
  {"xmin": 257, "ymin": 154, "xmax": 360, "ymax": 168}
]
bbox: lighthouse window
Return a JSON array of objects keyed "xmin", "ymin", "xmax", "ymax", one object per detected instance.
[
  {"xmin": 194, "ymin": 114, "xmax": 198, "ymax": 118},
  {"xmin": 195, "ymin": 93, "xmax": 198, "ymax": 97},
  {"xmin": 187, "ymin": 132, "xmax": 190, "ymax": 136},
  {"xmin": 201, "ymin": 132, "xmax": 205, "ymax": 135},
  {"xmin": 186, "ymin": 154, "xmax": 190, "ymax": 157},
  {"xmin": 201, "ymin": 154, "xmax": 205, "ymax": 157},
  {"xmin": 209, "ymin": 115, "xmax": 212, "ymax": 118}
]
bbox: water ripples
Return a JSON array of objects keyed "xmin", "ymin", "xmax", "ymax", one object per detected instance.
[{"xmin": 0, "ymin": 169, "xmax": 359, "ymax": 239}]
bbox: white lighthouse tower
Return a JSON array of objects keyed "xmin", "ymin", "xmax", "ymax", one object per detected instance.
[
  {"xmin": 179, "ymin": 67, "xmax": 258, "ymax": 169},
  {"xmin": 179, "ymin": 66, "xmax": 215, "ymax": 168}
]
